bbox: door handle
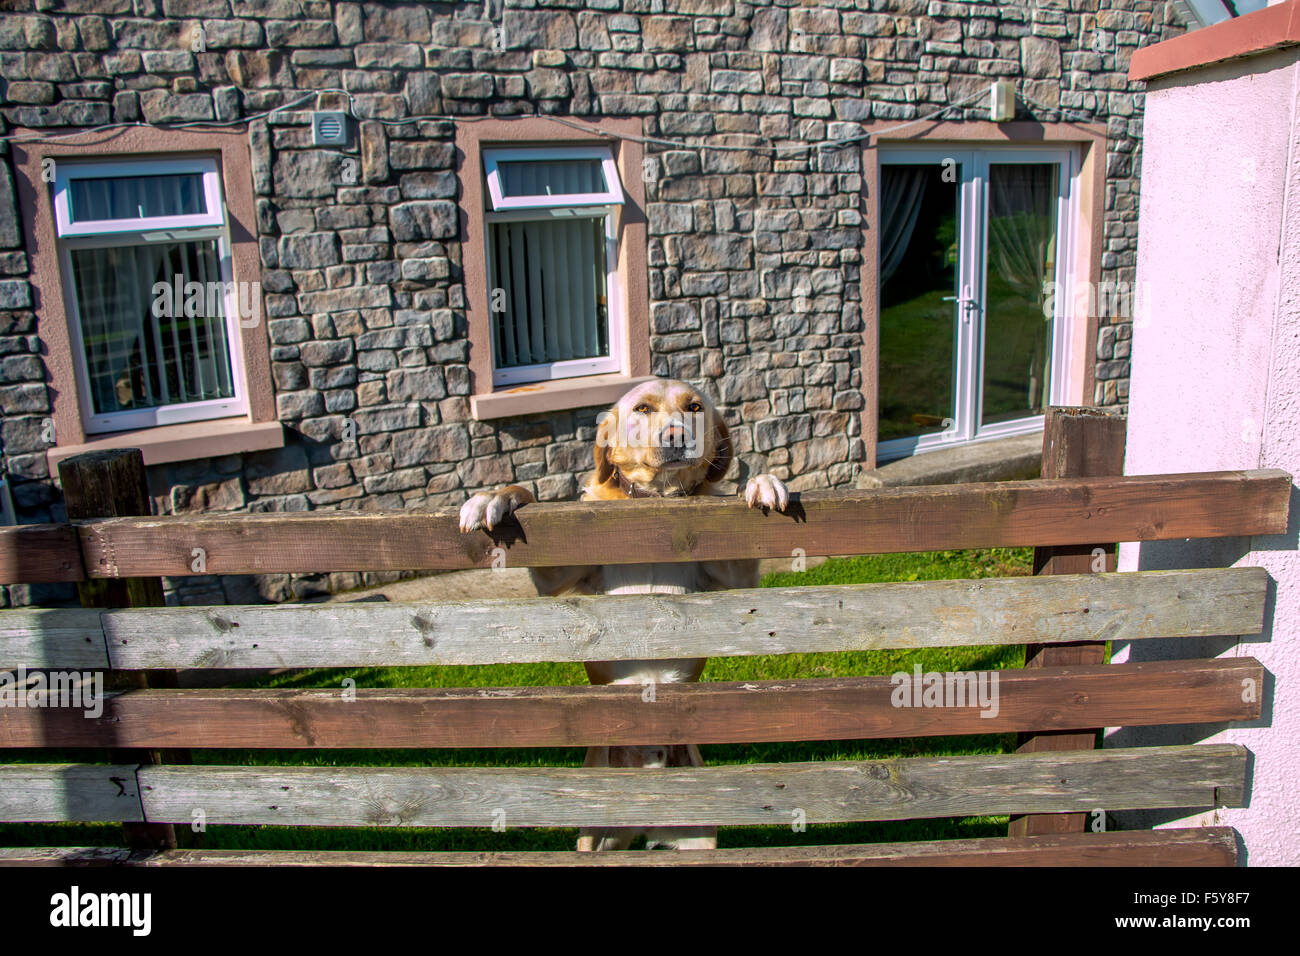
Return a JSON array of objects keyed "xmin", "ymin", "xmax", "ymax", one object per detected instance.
[{"xmin": 942, "ymin": 294, "xmax": 978, "ymax": 322}]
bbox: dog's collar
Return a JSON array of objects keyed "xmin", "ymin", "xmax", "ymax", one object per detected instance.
[
  {"xmin": 615, "ymin": 469, "xmax": 701, "ymax": 499},
  {"xmin": 615, "ymin": 468, "xmax": 660, "ymax": 498}
]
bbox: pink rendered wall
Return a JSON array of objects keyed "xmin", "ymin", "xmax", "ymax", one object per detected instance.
[{"xmin": 1114, "ymin": 45, "xmax": 1300, "ymax": 864}]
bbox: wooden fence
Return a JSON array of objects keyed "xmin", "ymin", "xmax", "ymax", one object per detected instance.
[{"xmin": 0, "ymin": 407, "xmax": 1288, "ymax": 865}]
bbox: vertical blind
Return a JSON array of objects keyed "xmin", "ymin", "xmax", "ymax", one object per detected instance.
[
  {"xmin": 68, "ymin": 172, "xmax": 207, "ymax": 223},
  {"xmin": 488, "ymin": 216, "xmax": 609, "ymax": 368},
  {"xmin": 70, "ymin": 239, "xmax": 236, "ymax": 415}
]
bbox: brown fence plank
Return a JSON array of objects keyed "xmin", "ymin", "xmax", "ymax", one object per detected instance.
[
  {"xmin": 0, "ymin": 827, "xmax": 1239, "ymax": 866},
  {"xmin": 0, "ymin": 567, "xmax": 1262, "ymax": 670},
  {"xmin": 56, "ymin": 469, "xmax": 1292, "ymax": 578},
  {"xmin": 0, "ymin": 523, "xmax": 85, "ymax": 584},
  {"xmin": 0, "ymin": 847, "xmax": 134, "ymax": 866},
  {"xmin": 0, "ymin": 659, "xmax": 1264, "ymax": 749}
]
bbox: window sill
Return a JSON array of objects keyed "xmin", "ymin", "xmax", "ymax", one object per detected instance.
[
  {"xmin": 47, "ymin": 419, "xmax": 284, "ymax": 469},
  {"xmin": 470, "ymin": 373, "xmax": 656, "ymax": 420}
]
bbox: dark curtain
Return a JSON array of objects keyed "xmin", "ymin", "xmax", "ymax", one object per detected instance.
[{"xmin": 879, "ymin": 166, "xmax": 929, "ymax": 285}]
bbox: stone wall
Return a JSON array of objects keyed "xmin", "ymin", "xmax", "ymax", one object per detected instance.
[{"xmin": 0, "ymin": 0, "xmax": 1181, "ymax": 607}]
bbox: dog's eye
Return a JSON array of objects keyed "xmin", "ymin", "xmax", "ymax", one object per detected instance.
[
  {"xmin": 633, "ymin": 403, "xmax": 652, "ymax": 414},
  {"xmin": 686, "ymin": 401, "xmax": 702, "ymax": 412}
]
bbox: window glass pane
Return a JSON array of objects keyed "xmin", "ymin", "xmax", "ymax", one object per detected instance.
[
  {"xmin": 497, "ymin": 159, "xmax": 606, "ymax": 198},
  {"xmin": 68, "ymin": 172, "xmax": 207, "ymax": 223},
  {"xmin": 878, "ymin": 163, "xmax": 960, "ymax": 443},
  {"xmin": 488, "ymin": 216, "xmax": 609, "ymax": 368},
  {"xmin": 69, "ymin": 239, "xmax": 236, "ymax": 415},
  {"xmin": 982, "ymin": 162, "xmax": 1059, "ymax": 426}
]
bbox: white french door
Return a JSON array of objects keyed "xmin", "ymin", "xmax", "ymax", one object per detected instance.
[{"xmin": 876, "ymin": 145, "xmax": 1078, "ymax": 462}]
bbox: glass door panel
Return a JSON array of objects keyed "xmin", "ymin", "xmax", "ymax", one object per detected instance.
[
  {"xmin": 876, "ymin": 146, "xmax": 1073, "ymax": 463},
  {"xmin": 877, "ymin": 163, "xmax": 961, "ymax": 443},
  {"xmin": 981, "ymin": 162, "xmax": 1060, "ymax": 426}
]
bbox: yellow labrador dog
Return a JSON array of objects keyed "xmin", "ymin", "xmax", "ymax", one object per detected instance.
[{"xmin": 459, "ymin": 377, "xmax": 790, "ymax": 850}]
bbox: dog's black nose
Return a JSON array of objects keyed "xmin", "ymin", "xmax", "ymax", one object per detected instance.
[{"xmin": 659, "ymin": 423, "xmax": 690, "ymax": 449}]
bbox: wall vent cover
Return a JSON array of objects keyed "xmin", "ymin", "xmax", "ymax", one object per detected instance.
[{"xmin": 312, "ymin": 111, "xmax": 349, "ymax": 147}]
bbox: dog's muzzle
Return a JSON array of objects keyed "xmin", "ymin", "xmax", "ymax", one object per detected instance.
[{"xmin": 657, "ymin": 422, "xmax": 697, "ymax": 461}]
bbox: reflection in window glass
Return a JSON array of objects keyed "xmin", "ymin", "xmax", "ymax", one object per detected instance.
[
  {"xmin": 68, "ymin": 173, "xmax": 206, "ymax": 223},
  {"xmin": 878, "ymin": 164, "xmax": 960, "ymax": 443},
  {"xmin": 982, "ymin": 163, "xmax": 1059, "ymax": 425}
]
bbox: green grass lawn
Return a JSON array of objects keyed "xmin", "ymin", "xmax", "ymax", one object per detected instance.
[{"xmin": 2, "ymin": 547, "xmax": 1046, "ymax": 853}]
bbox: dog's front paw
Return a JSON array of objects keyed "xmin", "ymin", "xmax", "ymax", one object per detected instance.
[
  {"xmin": 745, "ymin": 474, "xmax": 790, "ymax": 512},
  {"xmin": 458, "ymin": 487, "xmax": 530, "ymax": 533}
]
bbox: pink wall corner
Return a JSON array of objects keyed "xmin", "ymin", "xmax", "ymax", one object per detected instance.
[{"xmin": 1115, "ymin": 45, "xmax": 1300, "ymax": 865}]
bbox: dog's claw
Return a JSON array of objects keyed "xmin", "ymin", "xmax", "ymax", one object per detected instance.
[
  {"xmin": 745, "ymin": 474, "xmax": 790, "ymax": 512},
  {"xmin": 485, "ymin": 495, "xmax": 511, "ymax": 529},
  {"xmin": 457, "ymin": 495, "xmax": 485, "ymax": 532},
  {"xmin": 459, "ymin": 492, "xmax": 515, "ymax": 533}
]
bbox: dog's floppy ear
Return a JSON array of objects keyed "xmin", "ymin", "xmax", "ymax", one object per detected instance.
[
  {"xmin": 594, "ymin": 407, "xmax": 617, "ymax": 484},
  {"xmin": 705, "ymin": 414, "xmax": 733, "ymax": 483}
]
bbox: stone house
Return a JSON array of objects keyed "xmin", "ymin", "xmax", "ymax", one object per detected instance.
[{"xmin": 0, "ymin": 0, "xmax": 1191, "ymax": 606}]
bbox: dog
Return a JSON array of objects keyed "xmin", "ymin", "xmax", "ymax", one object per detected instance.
[{"xmin": 459, "ymin": 377, "xmax": 791, "ymax": 850}]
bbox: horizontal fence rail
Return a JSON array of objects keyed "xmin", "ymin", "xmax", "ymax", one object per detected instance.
[
  {"xmin": 0, "ymin": 828, "xmax": 1241, "ymax": 867},
  {"xmin": 0, "ymin": 470, "xmax": 1290, "ymax": 583},
  {"xmin": 0, "ymin": 524, "xmax": 83, "ymax": 585},
  {"xmin": 0, "ymin": 764, "xmax": 145, "ymax": 823},
  {"xmin": 0, "ymin": 568, "xmax": 1269, "ymax": 669},
  {"xmin": 0, "ymin": 745, "xmax": 1247, "ymax": 827},
  {"xmin": 0, "ymin": 660, "xmax": 1264, "ymax": 749}
]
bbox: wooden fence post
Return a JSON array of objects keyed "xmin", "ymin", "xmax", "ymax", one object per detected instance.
[
  {"xmin": 58, "ymin": 448, "xmax": 181, "ymax": 851},
  {"xmin": 1008, "ymin": 406, "xmax": 1127, "ymax": 838}
]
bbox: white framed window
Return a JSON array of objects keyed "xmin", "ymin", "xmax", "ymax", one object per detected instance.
[
  {"xmin": 53, "ymin": 157, "xmax": 225, "ymax": 237},
  {"xmin": 52, "ymin": 156, "xmax": 247, "ymax": 434},
  {"xmin": 482, "ymin": 145, "xmax": 625, "ymax": 386},
  {"xmin": 484, "ymin": 146, "xmax": 623, "ymax": 211},
  {"xmin": 876, "ymin": 145, "xmax": 1078, "ymax": 463}
]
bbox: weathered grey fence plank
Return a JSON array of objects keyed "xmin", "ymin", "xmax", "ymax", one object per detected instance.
[
  {"xmin": 0, "ymin": 608, "xmax": 109, "ymax": 669},
  {"xmin": 0, "ymin": 764, "xmax": 144, "ymax": 823},
  {"xmin": 0, "ymin": 568, "xmax": 1264, "ymax": 670},
  {"xmin": 120, "ymin": 745, "xmax": 1245, "ymax": 828}
]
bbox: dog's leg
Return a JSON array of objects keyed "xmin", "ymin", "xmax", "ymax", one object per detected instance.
[
  {"xmin": 642, "ymin": 744, "xmax": 717, "ymax": 851},
  {"xmin": 576, "ymin": 745, "xmax": 641, "ymax": 852},
  {"xmin": 457, "ymin": 484, "xmax": 535, "ymax": 532},
  {"xmin": 530, "ymin": 564, "xmax": 599, "ymax": 596},
  {"xmin": 581, "ymin": 664, "xmax": 718, "ymax": 851}
]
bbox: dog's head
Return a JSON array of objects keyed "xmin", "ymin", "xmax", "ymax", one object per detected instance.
[{"xmin": 592, "ymin": 379, "xmax": 732, "ymax": 497}]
